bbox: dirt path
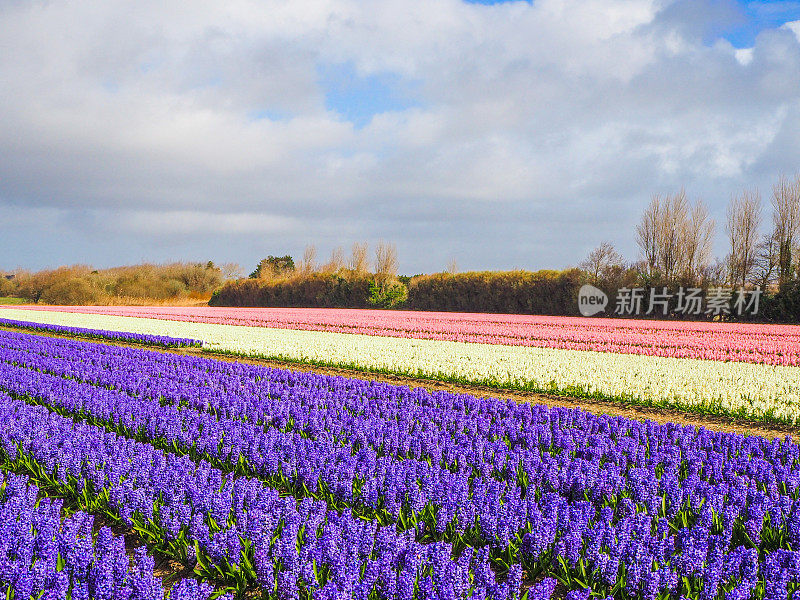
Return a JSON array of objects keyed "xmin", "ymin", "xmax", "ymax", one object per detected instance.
[{"xmin": 2, "ymin": 324, "xmax": 797, "ymax": 441}]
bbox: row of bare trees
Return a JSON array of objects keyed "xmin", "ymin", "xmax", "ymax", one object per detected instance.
[
  {"xmin": 213, "ymin": 241, "xmax": 406, "ymax": 309},
  {"xmin": 723, "ymin": 175, "xmax": 800, "ymax": 291},
  {"xmin": 635, "ymin": 189, "xmax": 714, "ymax": 284},
  {"xmin": 582, "ymin": 175, "xmax": 800, "ymax": 294},
  {"xmin": 253, "ymin": 241, "xmax": 399, "ymax": 283},
  {"xmin": 629, "ymin": 176, "xmax": 799, "ymax": 290}
]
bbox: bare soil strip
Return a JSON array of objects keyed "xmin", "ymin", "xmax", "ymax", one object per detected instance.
[{"xmin": 1, "ymin": 324, "xmax": 797, "ymax": 441}]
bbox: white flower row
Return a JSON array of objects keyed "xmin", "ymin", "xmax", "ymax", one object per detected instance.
[{"xmin": 3, "ymin": 307, "xmax": 800, "ymax": 423}]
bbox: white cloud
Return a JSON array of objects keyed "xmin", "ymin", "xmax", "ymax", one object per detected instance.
[
  {"xmin": 786, "ymin": 20, "xmax": 800, "ymax": 40},
  {"xmin": 735, "ymin": 47, "xmax": 754, "ymax": 65},
  {"xmin": 119, "ymin": 210, "xmax": 297, "ymax": 235},
  {"xmin": 1, "ymin": 0, "xmax": 800, "ymax": 271}
]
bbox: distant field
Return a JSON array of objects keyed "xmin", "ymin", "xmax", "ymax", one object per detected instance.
[
  {"xmin": 3, "ymin": 305, "xmax": 800, "ymax": 424},
  {"xmin": 0, "ymin": 297, "xmax": 29, "ymax": 305},
  {"xmin": 8, "ymin": 304, "xmax": 800, "ymax": 365}
]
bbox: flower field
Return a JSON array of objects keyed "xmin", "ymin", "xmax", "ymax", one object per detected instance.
[
  {"xmin": 0, "ymin": 316, "xmax": 202, "ymax": 348},
  {"xmin": 10, "ymin": 305, "xmax": 800, "ymax": 366},
  {"xmin": 2, "ymin": 328, "xmax": 800, "ymax": 599},
  {"xmin": 0, "ymin": 471, "xmax": 225, "ymax": 600},
  {"xmin": 2, "ymin": 307, "xmax": 800, "ymax": 424}
]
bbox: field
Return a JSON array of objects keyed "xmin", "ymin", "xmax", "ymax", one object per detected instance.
[
  {"xmin": 0, "ymin": 306, "xmax": 799, "ymax": 599},
  {"xmin": 11, "ymin": 305, "xmax": 800, "ymax": 365},
  {"xmin": 3, "ymin": 307, "xmax": 800, "ymax": 425}
]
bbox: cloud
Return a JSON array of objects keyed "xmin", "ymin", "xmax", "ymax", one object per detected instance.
[
  {"xmin": 1, "ymin": 0, "xmax": 800, "ymax": 272},
  {"xmin": 118, "ymin": 210, "xmax": 297, "ymax": 235}
]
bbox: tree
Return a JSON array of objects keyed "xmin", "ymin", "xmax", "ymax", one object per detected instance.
[
  {"xmin": 249, "ymin": 255, "xmax": 295, "ymax": 279},
  {"xmin": 321, "ymin": 247, "xmax": 345, "ymax": 273},
  {"xmin": 219, "ymin": 262, "xmax": 243, "ymax": 281},
  {"xmin": 636, "ymin": 189, "xmax": 711, "ymax": 286},
  {"xmin": 636, "ymin": 190, "xmax": 687, "ymax": 283},
  {"xmin": 726, "ymin": 189, "xmax": 761, "ymax": 288},
  {"xmin": 374, "ymin": 241, "xmax": 399, "ymax": 284},
  {"xmin": 446, "ymin": 257, "xmax": 459, "ymax": 275},
  {"xmin": 579, "ymin": 242, "xmax": 623, "ymax": 285},
  {"xmin": 0, "ymin": 273, "xmax": 15, "ymax": 297},
  {"xmin": 772, "ymin": 174, "xmax": 800, "ymax": 290},
  {"xmin": 657, "ymin": 189, "xmax": 689, "ymax": 283},
  {"xmin": 681, "ymin": 201, "xmax": 714, "ymax": 283},
  {"xmin": 348, "ymin": 242, "xmax": 369, "ymax": 274},
  {"xmin": 636, "ymin": 194, "xmax": 662, "ymax": 277},
  {"xmin": 752, "ymin": 231, "xmax": 778, "ymax": 291},
  {"xmin": 298, "ymin": 245, "xmax": 318, "ymax": 274},
  {"xmin": 41, "ymin": 277, "xmax": 101, "ymax": 305},
  {"xmin": 703, "ymin": 257, "xmax": 728, "ymax": 287},
  {"xmin": 15, "ymin": 269, "xmax": 58, "ymax": 303}
]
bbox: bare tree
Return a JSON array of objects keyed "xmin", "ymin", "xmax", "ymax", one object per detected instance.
[
  {"xmin": 752, "ymin": 231, "xmax": 779, "ymax": 291},
  {"xmin": 579, "ymin": 242, "xmax": 623, "ymax": 285},
  {"xmin": 703, "ymin": 257, "xmax": 729, "ymax": 287},
  {"xmin": 636, "ymin": 194, "xmax": 662, "ymax": 276},
  {"xmin": 299, "ymin": 245, "xmax": 318, "ymax": 273},
  {"xmin": 374, "ymin": 241, "xmax": 398, "ymax": 283},
  {"xmin": 219, "ymin": 262, "xmax": 243, "ymax": 281},
  {"xmin": 772, "ymin": 174, "xmax": 800, "ymax": 290},
  {"xmin": 726, "ymin": 189, "xmax": 762, "ymax": 288},
  {"xmin": 321, "ymin": 247, "xmax": 345, "ymax": 273},
  {"xmin": 637, "ymin": 190, "xmax": 715, "ymax": 286},
  {"xmin": 681, "ymin": 201, "xmax": 715, "ymax": 283},
  {"xmin": 446, "ymin": 257, "xmax": 459, "ymax": 274},
  {"xmin": 658, "ymin": 189, "xmax": 689, "ymax": 283},
  {"xmin": 349, "ymin": 242, "xmax": 369, "ymax": 274}
]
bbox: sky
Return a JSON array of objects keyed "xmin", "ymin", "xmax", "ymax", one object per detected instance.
[{"xmin": 2, "ymin": 0, "xmax": 800, "ymax": 275}]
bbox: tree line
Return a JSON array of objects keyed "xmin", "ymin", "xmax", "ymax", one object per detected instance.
[
  {"xmin": 209, "ymin": 242, "xmax": 409, "ymax": 309},
  {"xmin": 578, "ymin": 175, "xmax": 800, "ymax": 320},
  {"xmin": 212, "ymin": 175, "xmax": 800, "ymax": 319},
  {"xmin": 0, "ymin": 262, "xmax": 230, "ymax": 305},
  {"xmin": 4, "ymin": 176, "xmax": 800, "ymax": 320}
]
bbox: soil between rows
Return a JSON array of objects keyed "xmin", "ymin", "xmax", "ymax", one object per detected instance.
[{"xmin": 1, "ymin": 325, "xmax": 795, "ymax": 441}]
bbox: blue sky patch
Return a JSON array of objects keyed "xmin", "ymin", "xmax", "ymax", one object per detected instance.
[
  {"xmin": 319, "ymin": 62, "xmax": 420, "ymax": 128},
  {"xmin": 462, "ymin": 0, "xmax": 799, "ymax": 48},
  {"xmin": 722, "ymin": 1, "xmax": 800, "ymax": 47}
]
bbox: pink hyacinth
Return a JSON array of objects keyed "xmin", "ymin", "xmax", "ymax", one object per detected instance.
[{"xmin": 7, "ymin": 305, "xmax": 800, "ymax": 367}]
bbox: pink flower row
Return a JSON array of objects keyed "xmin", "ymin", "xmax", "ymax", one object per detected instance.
[{"xmin": 7, "ymin": 305, "xmax": 800, "ymax": 367}]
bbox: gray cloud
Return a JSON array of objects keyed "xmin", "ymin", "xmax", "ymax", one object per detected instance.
[{"xmin": 1, "ymin": 0, "xmax": 800, "ymax": 273}]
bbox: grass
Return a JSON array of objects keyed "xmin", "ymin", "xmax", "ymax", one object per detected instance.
[{"xmin": 0, "ymin": 297, "xmax": 30, "ymax": 305}]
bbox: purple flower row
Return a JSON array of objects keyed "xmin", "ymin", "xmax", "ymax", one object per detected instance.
[
  {"xmin": 0, "ymin": 331, "xmax": 797, "ymax": 528},
  {"xmin": 0, "ymin": 351, "xmax": 537, "ymax": 558},
  {"xmin": 0, "ymin": 471, "xmax": 222, "ymax": 600},
  {"xmin": 0, "ymin": 318, "xmax": 202, "ymax": 348},
  {"xmin": 4, "ymin": 332, "xmax": 800, "ymax": 597},
  {"xmin": 0, "ymin": 390, "xmax": 519, "ymax": 600}
]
